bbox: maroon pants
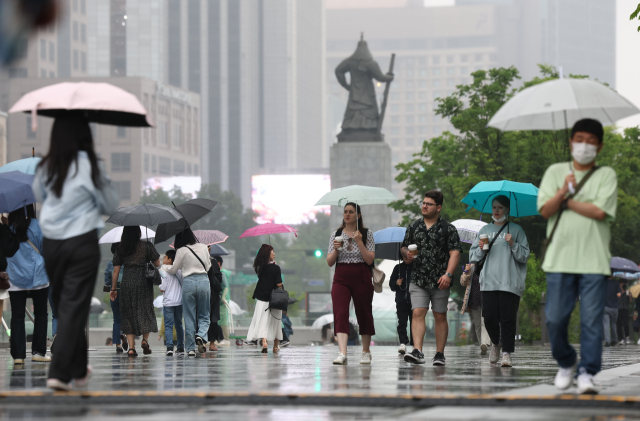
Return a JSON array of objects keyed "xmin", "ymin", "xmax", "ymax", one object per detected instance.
[{"xmin": 331, "ymin": 263, "xmax": 375, "ymax": 336}]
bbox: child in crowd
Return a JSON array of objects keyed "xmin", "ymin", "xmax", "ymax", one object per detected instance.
[
  {"xmin": 389, "ymin": 252, "xmax": 413, "ymax": 355},
  {"xmin": 159, "ymin": 250, "xmax": 184, "ymax": 356}
]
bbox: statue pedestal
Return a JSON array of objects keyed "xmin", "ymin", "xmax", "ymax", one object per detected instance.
[
  {"xmin": 329, "ymin": 141, "xmax": 392, "ymax": 233},
  {"xmin": 337, "ymin": 130, "xmax": 384, "ymax": 143}
]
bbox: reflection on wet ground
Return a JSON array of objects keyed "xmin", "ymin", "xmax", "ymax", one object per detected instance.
[{"xmin": 2, "ymin": 344, "xmax": 640, "ymax": 395}]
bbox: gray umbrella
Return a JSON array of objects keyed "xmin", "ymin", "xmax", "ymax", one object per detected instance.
[{"xmin": 106, "ymin": 204, "xmax": 184, "ymax": 227}]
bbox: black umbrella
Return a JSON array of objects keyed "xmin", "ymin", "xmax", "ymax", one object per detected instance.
[
  {"xmin": 375, "ymin": 242, "xmax": 402, "ymax": 260},
  {"xmin": 154, "ymin": 198, "xmax": 218, "ymax": 244},
  {"xmin": 209, "ymin": 244, "xmax": 230, "ymax": 257},
  {"xmin": 106, "ymin": 204, "xmax": 183, "ymax": 227},
  {"xmin": 288, "ymin": 297, "xmax": 298, "ymax": 305}
]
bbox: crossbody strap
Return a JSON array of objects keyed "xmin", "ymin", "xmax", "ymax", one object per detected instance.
[
  {"xmin": 26, "ymin": 239, "xmax": 40, "ymax": 255},
  {"xmin": 186, "ymin": 246, "xmax": 208, "ymax": 273},
  {"xmin": 546, "ymin": 166, "xmax": 600, "ymax": 248}
]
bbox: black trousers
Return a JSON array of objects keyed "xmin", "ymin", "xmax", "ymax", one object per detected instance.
[
  {"xmin": 43, "ymin": 230, "xmax": 100, "ymax": 382},
  {"xmin": 617, "ymin": 308, "xmax": 630, "ymax": 340},
  {"xmin": 9, "ymin": 287, "xmax": 49, "ymax": 359},
  {"xmin": 482, "ymin": 290, "xmax": 520, "ymax": 353},
  {"xmin": 396, "ymin": 301, "xmax": 413, "ymax": 346},
  {"xmin": 208, "ymin": 294, "xmax": 224, "ymax": 343}
]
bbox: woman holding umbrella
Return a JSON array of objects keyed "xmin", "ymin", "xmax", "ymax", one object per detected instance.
[
  {"xmin": 326, "ymin": 202, "xmax": 376, "ymax": 365},
  {"xmin": 33, "ymin": 112, "xmax": 119, "ymax": 391},
  {"xmin": 469, "ymin": 195, "xmax": 530, "ymax": 367},
  {"xmin": 109, "ymin": 226, "xmax": 160, "ymax": 356}
]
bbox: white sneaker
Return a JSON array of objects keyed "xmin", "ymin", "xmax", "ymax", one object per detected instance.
[
  {"xmin": 218, "ymin": 339, "xmax": 231, "ymax": 346},
  {"xmin": 554, "ymin": 366, "xmax": 574, "ymax": 390},
  {"xmin": 74, "ymin": 365, "xmax": 92, "ymax": 388},
  {"xmin": 333, "ymin": 353, "xmax": 347, "ymax": 365},
  {"xmin": 480, "ymin": 343, "xmax": 488, "ymax": 355},
  {"xmin": 576, "ymin": 369, "xmax": 598, "ymax": 394},
  {"xmin": 398, "ymin": 344, "xmax": 406, "ymax": 355},
  {"xmin": 360, "ymin": 352, "xmax": 372, "ymax": 365},
  {"xmin": 637, "ymin": 338, "xmax": 640, "ymax": 345},
  {"xmin": 32, "ymin": 353, "xmax": 51, "ymax": 362},
  {"xmin": 500, "ymin": 353, "xmax": 512, "ymax": 367},
  {"xmin": 47, "ymin": 378, "xmax": 72, "ymax": 391},
  {"xmin": 489, "ymin": 343, "xmax": 502, "ymax": 364}
]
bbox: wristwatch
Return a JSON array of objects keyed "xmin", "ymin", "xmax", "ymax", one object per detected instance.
[{"xmin": 445, "ymin": 272, "xmax": 452, "ymax": 280}]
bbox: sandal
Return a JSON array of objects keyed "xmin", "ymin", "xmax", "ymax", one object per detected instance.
[
  {"xmin": 209, "ymin": 344, "xmax": 218, "ymax": 351},
  {"xmin": 273, "ymin": 347, "xmax": 280, "ymax": 353},
  {"xmin": 141, "ymin": 340, "xmax": 152, "ymax": 355},
  {"xmin": 128, "ymin": 349, "xmax": 138, "ymax": 357},
  {"xmin": 261, "ymin": 347, "xmax": 268, "ymax": 354}
]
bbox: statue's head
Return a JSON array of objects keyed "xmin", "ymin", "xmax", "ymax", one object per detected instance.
[{"xmin": 349, "ymin": 35, "xmax": 373, "ymax": 62}]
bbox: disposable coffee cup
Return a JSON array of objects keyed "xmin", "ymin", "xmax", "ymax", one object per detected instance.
[
  {"xmin": 408, "ymin": 244, "xmax": 418, "ymax": 256},
  {"xmin": 335, "ymin": 236, "xmax": 344, "ymax": 251},
  {"xmin": 479, "ymin": 234, "xmax": 489, "ymax": 250}
]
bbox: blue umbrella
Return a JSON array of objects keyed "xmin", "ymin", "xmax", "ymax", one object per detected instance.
[
  {"xmin": 611, "ymin": 257, "xmax": 640, "ymax": 274},
  {"xmin": 373, "ymin": 227, "xmax": 407, "ymax": 260},
  {"xmin": 0, "ymin": 171, "xmax": 36, "ymax": 213},
  {"xmin": 461, "ymin": 180, "xmax": 539, "ymax": 217},
  {"xmin": 209, "ymin": 244, "xmax": 230, "ymax": 257},
  {"xmin": 0, "ymin": 156, "xmax": 41, "ymax": 175}
]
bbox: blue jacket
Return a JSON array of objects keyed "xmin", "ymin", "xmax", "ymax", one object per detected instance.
[
  {"xmin": 6, "ymin": 219, "xmax": 49, "ymax": 290},
  {"xmin": 389, "ymin": 262, "xmax": 412, "ymax": 304},
  {"xmin": 104, "ymin": 260, "xmax": 124, "ymax": 289}
]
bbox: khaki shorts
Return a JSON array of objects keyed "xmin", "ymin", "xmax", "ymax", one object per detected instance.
[{"xmin": 409, "ymin": 282, "xmax": 450, "ymax": 313}]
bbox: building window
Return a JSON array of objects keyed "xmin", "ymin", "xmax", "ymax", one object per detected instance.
[
  {"xmin": 10, "ymin": 68, "xmax": 27, "ymax": 78},
  {"xmin": 173, "ymin": 159, "xmax": 185, "ymax": 175},
  {"xmin": 117, "ymin": 126, "xmax": 126, "ymax": 138},
  {"xmin": 390, "ymin": 104, "xmax": 399, "ymax": 113},
  {"xmin": 446, "ymin": 55, "xmax": 454, "ymax": 64},
  {"xmin": 418, "ymin": 80, "xmax": 427, "ymax": 88},
  {"xmin": 406, "ymin": 116, "xmax": 414, "ymax": 124},
  {"xmin": 26, "ymin": 116, "xmax": 36, "ymax": 138},
  {"xmin": 49, "ymin": 71, "xmax": 55, "ymax": 78},
  {"xmin": 40, "ymin": 69, "xmax": 47, "ymax": 78},
  {"xmin": 187, "ymin": 163, "xmax": 192, "ymax": 174},
  {"xmin": 406, "ymin": 70, "xmax": 414, "ymax": 78},
  {"xmin": 111, "ymin": 153, "xmax": 131, "ymax": 172},
  {"xmin": 73, "ymin": 50, "xmax": 78, "ymax": 69},
  {"xmin": 447, "ymin": 79, "xmax": 455, "ymax": 87},
  {"xmin": 433, "ymin": 80, "xmax": 441, "ymax": 88},
  {"xmin": 489, "ymin": 53, "xmax": 498, "ymax": 62},
  {"xmin": 432, "ymin": 68, "xmax": 441, "ymax": 76},
  {"xmin": 81, "ymin": 0, "xmax": 86, "ymax": 14},
  {"xmin": 49, "ymin": 42, "xmax": 55, "ymax": 62},
  {"xmin": 475, "ymin": 53, "xmax": 483, "ymax": 62},
  {"xmin": 73, "ymin": 21, "xmax": 78, "ymax": 41},
  {"xmin": 390, "ymin": 116, "xmax": 399, "ymax": 124},
  {"xmin": 432, "ymin": 56, "xmax": 440, "ymax": 65},
  {"xmin": 461, "ymin": 66, "xmax": 469, "ymax": 76},
  {"xmin": 406, "ymin": 127, "xmax": 414, "ymax": 135},
  {"xmin": 159, "ymin": 122, "xmax": 167, "ymax": 145},
  {"xmin": 152, "ymin": 155, "xmax": 157, "ymax": 173},
  {"xmin": 73, "ymin": 0, "xmax": 78, "ymax": 11},
  {"xmin": 194, "ymin": 165, "xmax": 198, "ymax": 175},
  {"xmin": 159, "ymin": 157, "xmax": 171, "ymax": 175},
  {"xmin": 418, "ymin": 92, "xmax": 427, "ymax": 100},
  {"xmin": 419, "ymin": 127, "xmax": 428, "ymax": 135},
  {"xmin": 390, "ymin": 92, "xmax": 399, "ymax": 101},
  {"xmin": 144, "ymin": 154, "xmax": 149, "ymax": 172},
  {"xmin": 81, "ymin": 24, "xmax": 86, "ymax": 43},
  {"xmin": 406, "ymin": 92, "xmax": 414, "ymax": 101},
  {"xmin": 419, "ymin": 104, "xmax": 428, "ymax": 112},
  {"xmin": 81, "ymin": 52, "xmax": 86, "ymax": 72},
  {"xmin": 406, "ymin": 104, "xmax": 414, "ymax": 112},
  {"xmin": 390, "ymin": 127, "xmax": 399, "ymax": 135},
  {"xmin": 461, "ymin": 54, "xmax": 469, "ymax": 63},
  {"xmin": 447, "ymin": 67, "xmax": 455, "ymax": 76},
  {"xmin": 390, "ymin": 138, "xmax": 400, "ymax": 146},
  {"xmin": 40, "ymin": 39, "xmax": 46, "ymax": 59},
  {"xmin": 173, "ymin": 124, "xmax": 182, "ymax": 148},
  {"xmin": 406, "ymin": 81, "xmax": 414, "ymax": 89},
  {"xmin": 418, "ymin": 115, "xmax": 427, "ymax": 123},
  {"xmin": 419, "ymin": 68, "xmax": 427, "ymax": 77},
  {"xmin": 113, "ymin": 181, "xmax": 131, "ymax": 200},
  {"xmin": 406, "ymin": 138, "xmax": 415, "ymax": 146}
]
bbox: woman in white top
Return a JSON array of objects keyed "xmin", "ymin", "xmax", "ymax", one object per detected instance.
[{"xmin": 162, "ymin": 228, "xmax": 211, "ymax": 356}]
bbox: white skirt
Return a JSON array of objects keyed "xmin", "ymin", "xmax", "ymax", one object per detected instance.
[
  {"xmin": 246, "ymin": 299, "xmax": 283, "ymax": 341},
  {"xmin": 0, "ymin": 289, "xmax": 8, "ymax": 300}
]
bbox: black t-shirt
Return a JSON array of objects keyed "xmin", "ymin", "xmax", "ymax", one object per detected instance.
[
  {"xmin": 606, "ymin": 279, "xmax": 622, "ymax": 309},
  {"xmin": 252, "ymin": 263, "xmax": 283, "ymax": 302}
]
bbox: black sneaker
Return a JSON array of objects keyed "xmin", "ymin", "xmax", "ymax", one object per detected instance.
[
  {"xmin": 604, "ymin": 342, "xmax": 611, "ymax": 347},
  {"xmin": 432, "ymin": 352, "xmax": 446, "ymax": 366},
  {"xmin": 280, "ymin": 340, "xmax": 290, "ymax": 348},
  {"xmin": 166, "ymin": 348, "xmax": 174, "ymax": 356},
  {"xmin": 176, "ymin": 348, "xmax": 185, "ymax": 356},
  {"xmin": 245, "ymin": 340, "xmax": 258, "ymax": 346},
  {"xmin": 404, "ymin": 348, "xmax": 425, "ymax": 364},
  {"xmin": 195, "ymin": 336, "xmax": 207, "ymax": 354}
]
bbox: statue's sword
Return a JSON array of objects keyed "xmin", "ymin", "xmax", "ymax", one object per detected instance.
[{"xmin": 377, "ymin": 53, "xmax": 396, "ymax": 134}]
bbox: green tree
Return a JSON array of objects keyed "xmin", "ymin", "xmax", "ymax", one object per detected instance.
[{"xmin": 632, "ymin": 3, "xmax": 640, "ymax": 32}]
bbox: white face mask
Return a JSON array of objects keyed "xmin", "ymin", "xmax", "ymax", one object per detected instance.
[
  {"xmin": 571, "ymin": 142, "xmax": 598, "ymax": 165},
  {"xmin": 492, "ymin": 215, "xmax": 507, "ymax": 223}
]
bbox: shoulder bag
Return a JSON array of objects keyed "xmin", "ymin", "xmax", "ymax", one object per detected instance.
[
  {"xmin": 336, "ymin": 227, "xmax": 385, "ymax": 293},
  {"xmin": 144, "ymin": 241, "xmax": 162, "ymax": 286},
  {"xmin": 539, "ymin": 166, "xmax": 600, "ymax": 265},
  {"xmin": 186, "ymin": 246, "xmax": 222, "ymax": 294}
]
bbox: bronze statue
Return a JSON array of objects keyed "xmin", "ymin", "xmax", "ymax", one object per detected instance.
[{"xmin": 335, "ymin": 34, "xmax": 394, "ymax": 142}]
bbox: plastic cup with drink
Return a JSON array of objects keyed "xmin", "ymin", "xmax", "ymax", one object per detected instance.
[
  {"xmin": 408, "ymin": 244, "xmax": 418, "ymax": 257},
  {"xmin": 479, "ymin": 234, "xmax": 489, "ymax": 250},
  {"xmin": 335, "ymin": 236, "xmax": 344, "ymax": 251}
]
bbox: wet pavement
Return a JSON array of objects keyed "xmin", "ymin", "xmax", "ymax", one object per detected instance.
[{"xmin": 1, "ymin": 344, "xmax": 640, "ymax": 420}]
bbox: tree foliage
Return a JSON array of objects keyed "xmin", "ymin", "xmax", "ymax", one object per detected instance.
[{"xmin": 632, "ymin": 3, "xmax": 640, "ymax": 32}]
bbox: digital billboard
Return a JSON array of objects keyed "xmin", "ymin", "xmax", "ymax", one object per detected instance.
[
  {"xmin": 145, "ymin": 176, "xmax": 202, "ymax": 198},
  {"xmin": 251, "ymin": 174, "xmax": 331, "ymax": 225}
]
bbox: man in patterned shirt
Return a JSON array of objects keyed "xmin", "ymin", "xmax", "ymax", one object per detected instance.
[{"xmin": 401, "ymin": 190, "xmax": 462, "ymax": 365}]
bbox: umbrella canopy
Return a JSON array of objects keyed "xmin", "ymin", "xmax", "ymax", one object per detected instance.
[
  {"xmin": 612, "ymin": 272, "xmax": 640, "ymax": 282},
  {"xmin": 451, "ymin": 219, "xmax": 488, "ymax": 244},
  {"xmin": 373, "ymin": 227, "xmax": 407, "ymax": 261},
  {"xmin": 461, "ymin": 180, "xmax": 539, "ymax": 217},
  {"xmin": 228, "ymin": 300, "xmax": 246, "ymax": 316},
  {"xmin": 9, "ymin": 82, "xmax": 153, "ymax": 131},
  {"xmin": 315, "ymin": 185, "xmax": 396, "ymax": 207},
  {"xmin": 169, "ymin": 229, "xmax": 227, "ymax": 248},
  {"xmin": 239, "ymin": 223, "xmax": 298, "ymax": 239},
  {"xmin": 99, "ymin": 226, "xmax": 156, "ymax": 244},
  {"xmin": 153, "ymin": 295, "xmax": 163, "ymax": 309},
  {"xmin": 488, "ymin": 78, "xmax": 640, "ymax": 131},
  {"xmin": 106, "ymin": 204, "xmax": 183, "ymax": 227},
  {"xmin": 154, "ymin": 199, "xmax": 218, "ymax": 244},
  {"xmin": 0, "ymin": 156, "xmax": 41, "ymax": 175},
  {"xmin": 208, "ymin": 244, "xmax": 230, "ymax": 257},
  {"xmin": 311, "ymin": 314, "xmax": 334, "ymax": 330},
  {"xmin": 610, "ymin": 257, "xmax": 640, "ymax": 274},
  {"xmin": 0, "ymin": 171, "xmax": 36, "ymax": 213},
  {"xmin": 288, "ymin": 296, "xmax": 298, "ymax": 305},
  {"xmin": 90, "ymin": 297, "xmax": 105, "ymax": 314}
]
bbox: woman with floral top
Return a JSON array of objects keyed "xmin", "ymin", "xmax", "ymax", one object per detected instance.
[{"xmin": 327, "ymin": 202, "xmax": 376, "ymax": 365}]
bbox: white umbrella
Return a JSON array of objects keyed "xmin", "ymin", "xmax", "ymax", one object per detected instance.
[
  {"xmin": 311, "ymin": 314, "xmax": 334, "ymax": 330},
  {"xmin": 153, "ymin": 295, "xmax": 163, "ymax": 309},
  {"xmin": 488, "ymin": 78, "xmax": 640, "ymax": 131},
  {"xmin": 451, "ymin": 219, "xmax": 488, "ymax": 244},
  {"xmin": 99, "ymin": 226, "xmax": 156, "ymax": 244},
  {"xmin": 228, "ymin": 300, "xmax": 246, "ymax": 316}
]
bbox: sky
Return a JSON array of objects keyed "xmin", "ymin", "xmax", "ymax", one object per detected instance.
[{"xmin": 616, "ymin": 0, "xmax": 640, "ymax": 129}]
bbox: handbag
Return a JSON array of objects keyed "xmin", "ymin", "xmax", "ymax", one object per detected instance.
[
  {"xmin": 144, "ymin": 242, "xmax": 162, "ymax": 286},
  {"xmin": 372, "ymin": 266, "xmax": 385, "ymax": 293},
  {"xmin": 269, "ymin": 288, "xmax": 289, "ymax": 312},
  {"xmin": 0, "ymin": 272, "xmax": 10, "ymax": 290},
  {"xmin": 186, "ymin": 246, "xmax": 222, "ymax": 294},
  {"xmin": 540, "ymin": 166, "xmax": 600, "ymax": 266}
]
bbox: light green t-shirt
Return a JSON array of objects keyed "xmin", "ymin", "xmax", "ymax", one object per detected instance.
[{"xmin": 537, "ymin": 162, "xmax": 618, "ymax": 275}]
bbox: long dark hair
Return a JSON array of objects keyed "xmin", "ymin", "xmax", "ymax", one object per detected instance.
[
  {"xmin": 174, "ymin": 227, "xmax": 198, "ymax": 250},
  {"xmin": 8, "ymin": 204, "xmax": 36, "ymax": 242},
  {"xmin": 38, "ymin": 111, "xmax": 103, "ymax": 198},
  {"xmin": 117, "ymin": 226, "xmax": 141, "ymax": 257},
  {"xmin": 253, "ymin": 244, "xmax": 274, "ymax": 275},
  {"xmin": 337, "ymin": 202, "xmax": 365, "ymax": 231}
]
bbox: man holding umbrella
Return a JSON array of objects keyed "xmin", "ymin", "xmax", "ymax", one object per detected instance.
[
  {"xmin": 401, "ymin": 190, "xmax": 462, "ymax": 365},
  {"xmin": 538, "ymin": 119, "xmax": 618, "ymax": 394}
]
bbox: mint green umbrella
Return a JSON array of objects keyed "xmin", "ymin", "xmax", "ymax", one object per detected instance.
[{"xmin": 315, "ymin": 185, "xmax": 396, "ymax": 230}]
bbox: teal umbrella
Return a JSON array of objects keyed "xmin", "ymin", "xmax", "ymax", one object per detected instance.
[
  {"xmin": 461, "ymin": 180, "xmax": 539, "ymax": 217},
  {"xmin": 314, "ymin": 185, "xmax": 396, "ymax": 207}
]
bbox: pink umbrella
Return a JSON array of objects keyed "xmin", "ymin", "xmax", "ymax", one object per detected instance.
[
  {"xmin": 9, "ymin": 82, "xmax": 153, "ymax": 132},
  {"xmin": 239, "ymin": 223, "xmax": 298, "ymax": 243},
  {"xmin": 169, "ymin": 230, "xmax": 228, "ymax": 248}
]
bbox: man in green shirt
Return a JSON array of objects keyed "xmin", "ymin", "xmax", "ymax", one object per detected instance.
[{"xmin": 538, "ymin": 118, "xmax": 618, "ymax": 395}]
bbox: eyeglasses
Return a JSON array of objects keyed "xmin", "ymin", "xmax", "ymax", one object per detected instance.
[{"xmin": 420, "ymin": 202, "xmax": 438, "ymax": 208}]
